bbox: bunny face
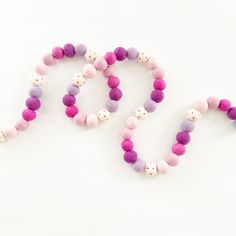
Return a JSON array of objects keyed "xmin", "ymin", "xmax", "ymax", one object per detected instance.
[
  {"xmin": 134, "ymin": 106, "xmax": 148, "ymax": 120},
  {"xmin": 31, "ymin": 74, "xmax": 44, "ymax": 86},
  {"xmin": 72, "ymin": 73, "xmax": 87, "ymax": 87},
  {"xmin": 145, "ymin": 161, "xmax": 157, "ymax": 176},
  {"xmin": 85, "ymin": 49, "xmax": 97, "ymax": 63},
  {"xmin": 97, "ymin": 108, "xmax": 111, "ymax": 122},
  {"xmin": 137, "ymin": 51, "xmax": 150, "ymax": 64},
  {"xmin": 186, "ymin": 108, "xmax": 201, "ymax": 122}
]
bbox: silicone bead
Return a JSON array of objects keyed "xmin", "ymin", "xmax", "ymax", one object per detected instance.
[
  {"xmin": 109, "ymin": 88, "xmax": 122, "ymax": 101},
  {"xmin": 63, "ymin": 43, "xmax": 75, "ymax": 57},
  {"xmin": 176, "ymin": 131, "xmax": 190, "ymax": 145},
  {"xmin": 97, "ymin": 108, "xmax": 111, "ymax": 122},
  {"xmin": 193, "ymin": 99, "xmax": 208, "ymax": 112},
  {"xmin": 15, "ymin": 119, "xmax": 29, "ymax": 131},
  {"xmin": 181, "ymin": 120, "xmax": 195, "ymax": 132},
  {"xmin": 106, "ymin": 99, "xmax": 119, "ymax": 113},
  {"xmin": 107, "ymin": 76, "xmax": 120, "ymax": 88},
  {"xmin": 207, "ymin": 96, "xmax": 220, "ymax": 109},
  {"xmin": 75, "ymin": 43, "xmax": 87, "ymax": 56},
  {"xmin": 121, "ymin": 139, "xmax": 134, "ymax": 151},
  {"xmin": 67, "ymin": 84, "xmax": 80, "ymax": 96},
  {"xmin": 22, "ymin": 109, "xmax": 36, "ymax": 121},
  {"xmin": 186, "ymin": 108, "xmax": 201, "ymax": 121},
  {"xmin": 52, "ymin": 47, "xmax": 64, "ymax": 59},
  {"xmin": 146, "ymin": 57, "xmax": 158, "ymax": 70},
  {"xmin": 153, "ymin": 79, "xmax": 166, "ymax": 90},
  {"xmin": 62, "ymin": 94, "xmax": 76, "ymax": 106},
  {"xmin": 114, "ymin": 47, "xmax": 127, "ymax": 61},
  {"xmin": 94, "ymin": 57, "xmax": 108, "ymax": 71},
  {"xmin": 122, "ymin": 128, "xmax": 134, "ymax": 139},
  {"xmin": 126, "ymin": 116, "xmax": 139, "ymax": 130},
  {"xmin": 3, "ymin": 127, "xmax": 18, "ymax": 138},
  {"xmin": 127, "ymin": 47, "xmax": 138, "ymax": 60},
  {"xmin": 65, "ymin": 106, "xmax": 78, "ymax": 118},
  {"xmin": 86, "ymin": 114, "xmax": 99, "ymax": 127},
  {"xmin": 144, "ymin": 99, "xmax": 157, "ymax": 112},
  {"xmin": 132, "ymin": 159, "xmax": 146, "ymax": 172},
  {"xmin": 134, "ymin": 106, "xmax": 148, "ymax": 120},
  {"xmin": 151, "ymin": 90, "xmax": 164, "ymax": 103},
  {"xmin": 124, "ymin": 150, "xmax": 137, "ymax": 163},
  {"xmin": 227, "ymin": 107, "xmax": 236, "ymax": 120},
  {"xmin": 145, "ymin": 161, "xmax": 157, "ymax": 176},
  {"xmin": 43, "ymin": 53, "xmax": 55, "ymax": 65},
  {"xmin": 218, "ymin": 99, "xmax": 231, "ymax": 112},
  {"xmin": 29, "ymin": 86, "xmax": 43, "ymax": 98},
  {"xmin": 165, "ymin": 154, "xmax": 180, "ymax": 167},
  {"xmin": 35, "ymin": 64, "xmax": 47, "ymax": 75},
  {"xmin": 73, "ymin": 113, "xmax": 86, "ymax": 126},
  {"xmin": 104, "ymin": 52, "xmax": 116, "ymax": 65},
  {"xmin": 157, "ymin": 160, "xmax": 169, "ymax": 174},
  {"xmin": 26, "ymin": 97, "xmax": 41, "ymax": 110},
  {"xmin": 152, "ymin": 67, "xmax": 164, "ymax": 80},
  {"xmin": 172, "ymin": 143, "xmax": 186, "ymax": 156}
]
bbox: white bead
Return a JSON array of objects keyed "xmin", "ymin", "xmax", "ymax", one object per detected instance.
[
  {"xmin": 31, "ymin": 74, "xmax": 44, "ymax": 86},
  {"xmin": 97, "ymin": 108, "xmax": 111, "ymax": 122},
  {"xmin": 134, "ymin": 106, "xmax": 148, "ymax": 120},
  {"xmin": 0, "ymin": 131, "xmax": 6, "ymax": 143},
  {"xmin": 145, "ymin": 161, "xmax": 157, "ymax": 177},
  {"xmin": 85, "ymin": 49, "xmax": 97, "ymax": 63},
  {"xmin": 186, "ymin": 108, "xmax": 201, "ymax": 121},
  {"xmin": 72, "ymin": 73, "xmax": 87, "ymax": 87},
  {"xmin": 137, "ymin": 51, "xmax": 150, "ymax": 64}
]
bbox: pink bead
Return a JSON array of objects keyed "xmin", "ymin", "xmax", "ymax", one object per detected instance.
[
  {"xmin": 15, "ymin": 119, "xmax": 29, "ymax": 131},
  {"xmin": 121, "ymin": 139, "xmax": 134, "ymax": 151},
  {"xmin": 153, "ymin": 79, "xmax": 166, "ymax": 90},
  {"xmin": 52, "ymin": 47, "xmax": 64, "ymax": 59},
  {"xmin": 35, "ymin": 64, "xmax": 47, "ymax": 75},
  {"xmin": 86, "ymin": 114, "xmax": 99, "ymax": 128},
  {"xmin": 22, "ymin": 109, "xmax": 36, "ymax": 121},
  {"xmin": 146, "ymin": 57, "xmax": 158, "ymax": 70},
  {"xmin": 218, "ymin": 99, "xmax": 231, "ymax": 112},
  {"xmin": 94, "ymin": 57, "xmax": 108, "ymax": 71},
  {"xmin": 172, "ymin": 143, "xmax": 186, "ymax": 156},
  {"xmin": 165, "ymin": 154, "xmax": 180, "ymax": 167},
  {"xmin": 83, "ymin": 64, "xmax": 96, "ymax": 78},
  {"xmin": 73, "ymin": 113, "xmax": 86, "ymax": 126},
  {"xmin": 65, "ymin": 106, "xmax": 78, "ymax": 118},
  {"xmin": 3, "ymin": 126, "xmax": 18, "ymax": 138},
  {"xmin": 122, "ymin": 128, "xmax": 134, "ymax": 139},
  {"xmin": 103, "ymin": 66, "xmax": 115, "ymax": 78},
  {"xmin": 104, "ymin": 52, "xmax": 117, "ymax": 65},
  {"xmin": 193, "ymin": 99, "xmax": 208, "ymax": 112},
  {"xmin": 157, "ymin": 160, "xmax": 169, "ymax": 174},
  {"xmin": 43, "ymin": 53, "xmax": 55, "ymax": 65},
  {"xmin": 152, "ymin": 67, "xmax": 164, "ymax": 79},
  {"xmin": 207, "ymin": 96, "xmax": 220, "ymax": 109},
  {"xmin": 126, "ymin": 116, "xmax": 139, "ymax": 130}
]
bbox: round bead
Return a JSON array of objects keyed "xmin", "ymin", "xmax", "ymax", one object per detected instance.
[
  {"xmin": 43, "ymin": 53, "xmax": 55, "ymax": 65},
  {"xmin": 29, "ymin": 86, "xmax": 43, "ymax": 98},
  {"xmin": 127, "ymin": 47, "xmax": 138, "ymax": 60},
  {"xmin": 97, "ymin": 108, "xmax": 111, "ymax": 122},
  {"xmin": 22, "ymin": 109, "xmax": 36, "ymax": 121},
  {"xmin": 3, "ymin": 126, "xmax": 18, "ymax": 138},
  {"xmin": 104, "ymin": 52, "xmax": 117, "ymax": 65},
  {"xmin": 65, "ymin": 106, "xmax": 78, "ymax": 118},
  {"xmin": 124, "ymin": 150, "xmax": 137, "ymax": 164},
  {"xmin": 134, "ymin": 106, "xmax": 148, "ymax": 120},
  {"xmin": 153, "ymin": 79, "xmax": 166, "ymax": 90},
  {"xmin": 106, "ymin": 99, "xmax": 119, "ymax": 113},
  {"xmin": 63, "ymin": 43, "xmax": 75, "ymax": 57},
  {"xmin": 31, "ymin": 75, "xmax": 43, "ymax": 86},
  {"xmin": 157, "ymin": 160, "xmax": 169, "ymax": 174},
  {"xmin": 114, "ymin": 47, "xmax": 127, "ymax": 61},
  {"xmin": 83, "ymin": 64, "xmax": 96, "ymax": 78},
  {"xmin": 186, "ymin": 108, "xmax": 201, "ymax": 121},
  {"xmin": 35, "ymin": 64, "xmax": 47, "ymax": 75},
  {"xmin": 75, "ymin": 43, "xmax": 87, "ymax": 56},
  {"xmin": 137, "ymin": 51, "xmax": 150, "ymax": 64},
  {"xmin": 152, "ymin": 67, "xmax": 164, "ymax": 79},
  {"xmin": 172, "ymin": 143, "xmax": 186, "ymax": 156},
  {"xmin": 165, "ymin": 154, "xmax": 180, "ymax": 167},
  {"xmin": 86, "ymin": 114, "xmax": 99, "ymax": 128},
  {"xmin": 181, "ymin": 120, "xmax": 195, "ymax": 132},
  {"xmin": 121, "ymin": 139, "xmax": 134, "ymax": 151},
  {"xmin": 193, "ymin": 99, "xmax": 208, "ymax": 112},
  {"xmin": 107, "ymin": 76, "xmax": 120, "ymax": 88},
  {"xmin": 103, "ymin": 66, "xmax": 115, "ymax": 78},
  {"xmin": 94, "ymin": 57, "xmax": 108, "ymax": 71},
  {"xmin": 227, "ymin": 107, "xmax": 236, "ymax": 120},
  {"xmin": 218, "ymin": 99, "xmax": 231, "ymax": 112},
  {"xmin": 72, "ymin": 73, "xmax": 87, "ymax": 87},
  {"xmin": 15, "ymin": 119, "xmax": 29, "ymax": 131},
  {"xmin": 26, "ymin": 97, "xmax": 41, "ymax": 110},
  {"xmin": 151, "ymin": 90, "xmax": 164, "ymax": 103},
  {"xmin": 132, "ymin": 159, "xmax": 146, "ymax": 172},
  {"xmin": 0, "ymin": 131, "xmax": 6, "ymax": 143},
  {"xmin": 146, "ymin": 57, "xmax": 158, "ymax": 70},
  {"xmin": 144, "ymin": 99, "xmax": 157, "ymax": 112},
  {"xmin": 126, "ymin": 116, "xmax": 139, "ymax": 130},
  {"xmin": 207, "ymin": 96, "xmax": 220, "ymax": 109},
  {"xmin": 122, "ymin": 128, "xmax": 134, "ymax": 139},
  {"xmin": 176, "ymin": 131, "xmax": 190, "ymax": 145},
  {"xmin": 85, "ymin": 49, "xmax": 97, "ymax": 63},
  {"xmin": 67, "ymin": 84, "xmax": 80, "ymax": 96},
  {"xmin": 145, "ymin": 161, "xmax": 157, "ymax": 176},
  {"xmin": 52, "ymin": 47, "xmax": 64, "ymax": 59},
  {"xmin": 73, "ymin": 113, "xmax": 86, "ymax": 126},
  {"xmin": 62, "ymin": 94, "xmax": 76, "ymax": 106},
  {"xmin": 109, "ymin": 88, "xmax": 122, "ymax": 101}
]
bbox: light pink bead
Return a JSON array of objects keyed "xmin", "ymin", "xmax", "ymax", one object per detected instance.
[
  {"xmin": 3, "ymin": 126, "xmax": 18, "ymax": 138},
  {"xmin": 15, "ymin": 119, "xmax": 29, "ymax": 131},
  {"xmin": 122, "ymin": 128, "xmax": 134, "ymax": 139},
  {"xmin": 74, "ymin": 113, "xmax": 86, "ymax": 126},
  {"xmin": 43, "ymin": 53, "xmax": 55, "ymax": 65},
  {"xmin": 86, "ymin": 114, "xmax": 99, "ymax": 128},
  {"xmin": 126, "ymin": 116, "xmax": 139, "ymax": 130},
  {"xmin": 152, "ymin": 67, "xmax": 164, "ymax": 79},
  {"xmin": 35, "ymin": 64, "xmax": 47, "ymax": 75},
  {"xmin": 165, "ymin": 154, "xmax": 180, "ymax": 167},
  {"xmin": 193, "ymin": 99, "xmax": 208, "ymax": 112},
  {"xmin": 103, "ymin": 66, "xmax": 115, "ymax": 78},
  {"xmin": 157, "ymin": 160, "xmax": 169, "ymax": 174},
  {"xmin": 207, "ymin": 96, "xmax": 220, "ymax": 109},
  {"xmin": 83, "ymin": 64, "xmax": 96, "ymax": 78},
  {"xmin": 146, "ymin": 57, "xmax": 158, "ymax": 70},
  {"xmin": 94, "ymin": 57, "xmax": 108, "ymax": 71}
]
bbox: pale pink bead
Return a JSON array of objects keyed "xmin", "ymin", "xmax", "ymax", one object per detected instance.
[
  {"xmin": 83, "ymin": 64, "xmax": 96, "ymax": 78},
  {"xmin": 146, "ymin": 57, "xmax": 158, "ymax": 70},
  {"xmin": 122, "ymin": 128, "xmax": 134, "ymax": 139},
  {"xmin": 103, "ymin": 66, "xmax": 115, "ymax": 78},
  {"xmin": 165, "ymin": 154, "xmax": 180, "ymax": 167},
  {"xmin": 3, "ymin": 126, "xmax": 18, "ymax": 138},
  {"xmin": 157, "ymin": 160, "xmax": 169, "ymax": 174},
  {"xmin": 35, "ymin": 64, "xmax": 47, "ymax": 75},
  {"xmin": 152, "ymin": 67, "xmax": 164, "ymax": 79},
  {"xmin": 74, "ymin": 113, "xmax": 86, "ymax": 126},
  {"xmin": 86, "ymin": 114, "xmax": 99, "ymax": 128},
  {"xmin": 43, "ymin": 53, "xmax": 56, "ymax": 65},
  {"xmin": 207, "ymin": 96, "xmax": 220, "ymax": 109},
  {"xmin": 94, "ymin": 57, "xmax": 108, "ymax": 71},
  {"xmin": 126, "ymin": 116, "xmax": 139, "ymax": 130},
  {"xmin": 193, "ymin": 99, "xmax": 208, "ymax": 112},
  {"xmin": 15, "ymin": 119, "xmax": 29, "ymax": 131}
]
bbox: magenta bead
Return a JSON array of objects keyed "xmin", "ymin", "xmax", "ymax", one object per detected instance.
[
  {"xmin": 151, "ymin": 90, "xmax": 164, "ymax": 103},
  {"xmin": 109, "ymin": 88, "xmax": 122, "ymax": 101},
  {"xmin": 124, "ymin": 150, "xmax": 137, "ymax": 164},
  {"xmin": 104, "ymin": 52, "xmax": 117, "ymax": 65},
  {"xmin": 114, "ymin": 47, "xmax": 127, "ymax": 61},
  {"xmin": 52, "ymin": 47, "xmax": 64, "ymax": 59},
  {"xmin": 63, "ymin": 43, "xmax": 75, "ymax": 57},
  {"xmin": 218, "ymin": 99, "xmax": 231, "ymax": 111},
  {"xmin": 172, "ymin": 143, "xmax": 186, "ymax": 156},
  {"xmin": 62, "ymin": 94, "xmax": 76, "ymax": 106},
  {"xmin": 26, "ymin": 97, "xmax": 41, "ymax": 110},
  {"xmin": 176, "ymin": 131, "xmax": 190, "ymax": 145},
  {"xmin": 22, "ymin": 109, "xmax": 36, "ymax": 121},
  {"xmin": 65, "ymin": 106, "xmax": 78, "ymax": 118},
  {"xmin": 153, "ymin": 79, "xmax": 166, "ymax": 90},
  {"xmin": 121, "ymin": 139, "xmax": 134, "ymax": 151},
  {"xmin": 107, "ymin": 76, "xmax": 120, "ymax": 88},
  {"xmin": 227, "ymin": 107, "xmax": 236, "ymax": 120}
]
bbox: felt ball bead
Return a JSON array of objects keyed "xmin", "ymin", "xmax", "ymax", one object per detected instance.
[
  {"xmin": 122, "ymin": 128, "xmax": 134, "ymax": 139},
  {"xmin": 3, "ymin": 126, "xmax": 18, "ymax": 138},
  {"xmin": 121, "ymin": 139, "xmax": 134, "ymax": 151},
  {"xmin": 35, "ymin": 64, "xmax": 47, "ymax": 75},
  {"xmin": 181, "ymin": 120, "xmax": 195, "ymax": 132},
  {"xmin": 132, "ymin": 159, "xmax": 146, "ymax": 172},
  {"xmin": 26, "ymin": 97, "xmax": 41, "ymax": 110},
  {"xmin": 124, "ymin": 150, "xmax": 137, "ymax": 164},
  {"xmin": 218, "ymin": 99, "xmax": 231, "ymax": 112},
  {"xmin": 73, "ymin": 113, "xmax": 86, "ymax": 126},
  {"xmin": 137, "ymin": 51, "xmax": 150, "ymax": 64},
  {"xmin": 52, "ymin": 47, "xmax": 64, "ymax": 59},
  {"xmin": 134, "ymin": 106, "xmax": 148, "ymax": 120},
  {"xmin": 62, "ymin": 94, "xmax": 76, "ymax": 106},
  {"xmin": 67, "ymin": 84, "xmax": 80, "ymax": 96},
  {"xmin": 152, "ymin": 67, "xmax": 164, "ymax": 79},
  {"xmin": 126, "ymin": 116, "xmax": 139, "ymax": 130},
  {"xmin": 86, "ymin": 114, "xmax": 99, "ymax": 128},
  {"xmin": 75, "ymin": 43, "xmax": 87, "ymax": 56},
  {"xmin": 43, "ymin": 53, "xmax": 55, "ymax": 65},
  {"xmin": 157, "ymin": 160, "xmax": 169, "ymax": 174},
  {"xmin": 193, "ymin": 99, "xmax": 208, "ymax": 112},
  {"xmin": 172, "ymin": 143, "xmax": 186, "ymax": 156},
  {"xmin": 29, "ymin": 86, "xmax": 43, "ymax": 98},
  {"xmin": 207, "ymin": 96, "xmax": 220, "ymax": 109},
  {"xmin": 153, "ymin": 79, "xmax": 166, "ymax": 90},
  {"xmin": 146, "ymin": 57, "xmax": 158, "ymax": 70},
  {"xmin": 144, "ymin": 99, "xmax": 157, "ymax": 112},
  {"xmin": 63, "ymin": 43, "xmax": 75, "ymax": 57},
  {"xmin": 0, "ymin": 131, "xmax": 6, "ymax": 143},
  {"xmin": 85, "ymin": 49, "xmax": 97, "ymax": 63},
  {"xmin": 31, "ymin": 75, "xmax": 44, "ymax": 86},
  {"xmin": 127, "ymin": 47, "xmax": 138, "ymax": 60},
  {"xmin": 72, "ymin": 73, "xmax": 87, "ymax": 87},
  {"xmin": 186, "ymin": 108, "xmax": 201, "ymax": 121},
  {"xmin": 114, "ymin": 47, "xmax": 127, "ymax": 61},
  {"xmin": 227, "ymin": 107, "xmax": 236, "ymax": 120},
  {"xmin": 145, "ymin": 161, "xmax": 157, "ymax": 176},
  {"xmin": 65, "ymin": 106, "xmax": 78, "ymax": 118},
  {"xmin": 104, "ymin": 52, "xmax": 117, "ymax": 65},
  {"xmin": 107, "ymin": 76, "xmax": 120, "ymax": 88},
  {"xmin": 83, "ymin": 64, "xmax": 96, "ymax": 78},
  {"xmin": 22, "ymin": 109, "xmax": 36, "ymax": 121},
  {"xmin": 176, "ymin": 131, "xmax": 190, "ymax": 145},
  {"xmin": 15, "ymin": 119, "xmax": 29, "ymax": 131},
  {"xmin": 97, "ymin": 108, "xmax": 111, "ymax": 122},
  {"xmin": 94, "ymin": 57, "xmax": 108, "ymax": 71},
  {"xmin": 151, "ymin": 90, "xmax": 164, "ymax": 103},
  {"xmin": 103, "ymin": 66, "xmax": 115, "ymax": 78},
  {"xmin": 165, "ymin": 154, "xmax": 180, "ymax": 167},
  {"xmin": 109, "ymin": 88, "xmax": 122, "ymax": 101},
  {"xmin": 106, "ymin": 99, "xmax": 119, "ymax": 113}
]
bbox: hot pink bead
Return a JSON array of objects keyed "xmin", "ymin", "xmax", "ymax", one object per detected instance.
[
  {"xmin": 73, "ymin": 113, "xmax": 86, "ymax": 126},
  {"xmin": 153, "ymin": 79, "xmax": 166, "ymax": 90},
  {"xmin": 165, "ymin": 154, "xmax": 180, "ymax": 166},
  {"xmin": 35, "ymin": 64, "xmax": 47, "ymax": 75},
  {"xmin": 83, "ymin": 64, "xmax": 96, "ymax": 78},
  {"xmin": 65, "ymin": 106, "xmax": 78, "ymax": 118},
  {"xmin": 152, "ymin": 67, "xmax": 164, "ymax": 79},
  {"xmin": 107, "ymin": 76, "xmax": 120, "ymax": 88},
  {"xmin": 22, "ymin": 109, "xmax": 36, "ymax": 121},
  {"xmin": 126, "ymin": 116, "xmax": 138, "ymax": 130},
  {"xmin": 207, "ymin": 96, "xmax": 220, "ymax": 109},
  {"xmin": 172, "ymin": 143, "xmax": 186, "ymax": 156},
  {"xmin": 86, "ymin": 114, "xmax": 99, "ymax": 128},
  {"xmin": 104, "ymin": 52, "xmax": 117, "ymax": 65},
  {"xmin": 146, "ymin": 57, "xmax": 158, "ymax": 70},
  {"xmin": 3, "ymin": 126, "xmax": 18, "ymax": 138},
  {"xmin": 52, "ymin": 47, "xmax": 64, "ymax": 59},
  {"xmin": 157, "ymin": 160, "xmax": 169, "ymax": 174},
  {"xmin": 43, "ymin": 53, "xmax": 55, "ymax": 65},
  {"xmin": 121, "ymin": 139, "xmax": 134, "ymax": 151},
  {"xmin": 218, "ymin": 99, "xmax": 231, "ymax": 112},
  {"xmin": 94, "ymin": 57, "xmax": 108, "ymax": 71},
  {"xmin": 122, "ymin": 128, "xmax": 134, "ymax": 139},
  {"xmin": 193, "ymin": 99, "xmax": 208, "ymax": 112},
  {"xmin": 15, "ymin": 119, "xmax": 29, "ymax": 131}
]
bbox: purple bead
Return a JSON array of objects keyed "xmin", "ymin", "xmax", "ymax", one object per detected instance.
[
  {"xmin": 132, "ymin": 159, "xmax": 146, "ymax": 172},
  {"xmin": 109, "ymin": 88, "xmax": 122, "ymax": 101},
  {"xmin": 181, "ymin": 120, "xmax": 195, "ymax": 132},
  {"xmin": 127, "ymin": 47, "xmax": 138, "ymax": 60},
  {"xmin": 26, "ymin": 97, "xmax": 41, "ymax": 110},
  {"xmin": 62, "ymin": 94, "xmax": 76, "ymax": 106},
  {"xmin": 124, "ymin": 150, "xmax": 137, "ymax": 163},
  {"xmin": 106, "ymin": 99, "xmax": 119, "ymax": 113},
  {"xmin": 75, "ymin": 43, "xmax": 87, "ymax": 56},
  {"xmin": 227, "ymin": 107, "xmax": 236, "ymax": 120},
  {"xmin": 150, "ymin": 90, "xmax": 164, "ymax": 103},
  {"xmin": 144, "ymin": 99, "xmax": 157, "ymax": 112},
  {"xmin": 67, "ymin": 84, "xmax": 80, "ymax": 96},
  {"xmin": 176, "ymin": 131, "xmax": 190, "ymax": 145},
  {"xmin": 63, "ymin": 43, "xmax": 75, "ymax": 57},
  {"xmin": 29, "ymin": 86, "xmax": 43, "ymax": 98},
  {"xmin": 114, "ymin": 47, "xmax": 127, "ymax": 61}
]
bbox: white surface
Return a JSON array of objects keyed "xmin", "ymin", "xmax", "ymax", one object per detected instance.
[{"xmin": 0, "ymin": 0, "xmax": 236, "ymax": 235}]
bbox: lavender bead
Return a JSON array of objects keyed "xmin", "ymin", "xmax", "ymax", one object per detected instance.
[
  {"xmin": 106, "ymin": 99, "xmax": 119, "ymax": 113},
  {"xmin": 176, "ymin": 131, "xmax": 190, "ymax": 145},
  {"xmin": 181, "ymin": 120, "xmax": 195, "ymax": 132},
  {"xmin": 151, "ymin": 89, "xmax": 164, "ymax": 103},
  {"xmin": 67, "ymin": 84, "xmax": 80, "ymax": 96},
  {"xmin": 26, "ymin": 97, "xmax": 41, "ymax": 110},
  {"xmin": 227, "ymin": 107, "xmax": 236, "ymax": 120},
  {"xmin": 29, "ymin": 86, "xmax": 43, "ymax": 98},
  {"xmin": 109, "ymin": 88, "xmax": 122, "ymax": 101},
  {"xmin": 62, "ymin": 94, "xmax": 76, "ymax": 106},
  {"xmin": 124, "ymin": 151, "xmax": 137, "ymax": 163},
  {"xmin": 63, "ymin": 43, "xmax": 75, "ymax": 57},
  {"xmin": 127, "ymin": 47, "xmax": 138, "ymax": 60},
  {"xmin": 132, "ymin": 159, "xmax": 146, "ymax": 172},
  {"xmin": 144, "ymin": 99, "xmax": 157, "ymax": 112},
  {"xmin": 114, "ymin": 47, "xmax": 127, "ymax": 61},
  {"xmin": 75, "ymin": 43, "xmax": 87, "ymax": 56}
]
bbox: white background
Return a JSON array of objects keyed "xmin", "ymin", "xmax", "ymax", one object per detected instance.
[{"xmin": 0, "ymin": 0, "xmax": 235, "ymax": 235}]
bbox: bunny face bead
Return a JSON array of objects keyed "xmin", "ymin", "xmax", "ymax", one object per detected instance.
[
  {"xmin": 31, "ymin": 74, "xmax": 44, "ymax": 86},
  {"xmin": 72, "ymin": 73, "xmax": 87, "ymax": 87},
  {"xmin": 134, "ymin": 106, "xmax": 148, "ymax": 120},
  {"xmin": 186, "ymin": 108, "xmax": 201, "ymax": 122},
  {"xmin": 85, "ymin": 49, "xmax": 97, "ymax": 63},
  {"xmin": 97, "ymin": 108, "xmax": 111, "ymax": 122},
  {"xmin": 137, "ymin": 51, "xmax": 150, "ymax": 64},
  {"xmin": 145, "ymin": 161, "xmax": 157, "ymax": 176},
  {"xmin": 0, "ymin": 131, "xmax": 6, "ymax": 143}
]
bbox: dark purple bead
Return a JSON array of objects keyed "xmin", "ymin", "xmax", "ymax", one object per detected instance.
[
  {"xmin": 109, "ymin": 88, "xmax": 122, "ymax": 101},
  {"xmin": 26, "ymin": 97, "xmax": 41, "ymax": 110},
  {"xmin": 150, "ymin": 90, "xmax": 164, "ymax": 103},
  {"xmin": 63, "ymin": 43, "xmax": 75, "ymax": 57},
  {"xmin": 114, "ymin": 47, "xmax": 127, "ymax": 61},
  {"xmin": 227, "ymin": 107, "xmax": 236, "ymax": 120},
  {"xmin": 62, "ymin": 94, "xmax": 76, "ymax": 106},
  {"xmin": 176, "ymin": 131, "xmax": 190, "ymax": 145},
  {"xmin": 124, "ymin": 151, "xmax": 137, "ymax": 163}
]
